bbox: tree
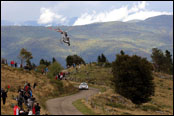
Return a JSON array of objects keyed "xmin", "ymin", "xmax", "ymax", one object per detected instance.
[
  {"xmin": 151, "ymin": 48, "xmax": 173, "ymax": 74},
  {"xmin": 66, "ymin": 55, "xmax": 85, "ymax": 67},
  {"xmin": 40, "ymin": 59, "xmax": 51, "ymax": 66},
  {"xmin": 47, "ymin": 61, "xmax": 63, "ymax": 79},
  {"xmin": 97, "ymin": 53, "xmax": 108, "ymax": 63},
  {"xmin": 18, "ymin": 48, "xmax": 33, "ymax": 67},
  {"xmin": 164, "ymin": 50, "xmax": 173, "ymax": 74},
  {"xmin": 101, "ymin": 53, "xmax": 107, "ymax": 62},
  {"xmin": 40, "ymin": 59, "xmax": 45, "ymax": 65},
  {"xmin": 97, "ymin": 56, "xmax": 101, "ymax": 63},
  {"xmin": 151, "ymin": 48, "xmax": 165, "ymax": 72},
  {"xmin": 112, "ymin": 53, "xmax": 154, "ymax": 105},
  {"xmin": 66, "ymin": 55, "xmax": 74, "ymax": 66}
]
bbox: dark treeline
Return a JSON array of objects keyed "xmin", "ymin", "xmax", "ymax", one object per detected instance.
[{"xmin": 151, "ymin": 48, "xmax": 173, "ymax": 74}]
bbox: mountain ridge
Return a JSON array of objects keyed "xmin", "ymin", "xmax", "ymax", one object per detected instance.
[{"xmin": 1, "ymin": 15, "xmax": 173, "ymax": 67}]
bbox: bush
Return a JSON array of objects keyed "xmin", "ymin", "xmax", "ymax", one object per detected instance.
[
  {"xmin": 50, "ymin": 79, "xmax": 64, "ymax": 93},
  {"xmin": 47, "ymin": 61, "xmax": 63, "ymax": 79},
  {"xmin": 112, "ymin": 53, "xmax": 155, "ymax": 105},
  {"xmin": 35, "ymin": 64, "xmax": 47, "ymax": 73}
]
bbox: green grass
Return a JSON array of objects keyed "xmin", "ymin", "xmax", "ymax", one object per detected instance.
[
  {"xmin": 88, "ymin": 84, "xmax": 107, "ymax": 93},
  {"xmin": 140, "ymin": 105, "xmax": 161, "ymax": 111},
  {"xmin": 72, "ymin": 99, "xmax": 98, "ymax": 115},
  {"xmin": 121, "ymin": 112, "xmax": 133, "ymax": 115},
  {"xmin": 106, "ymin": 102, "xmax": 127, "ymax": 109}
]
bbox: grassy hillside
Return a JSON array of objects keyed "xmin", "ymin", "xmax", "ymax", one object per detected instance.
[
  {"xmin": 68, "ymin": 63, "xmax": 173, "ymax": 115},
  {"xmin": 1, "ymin": 15, "xmax": 173, "ymax": 67},
  {"xmin": 1, "ymin": 64, "xmax": 78, "ymax": 115}
]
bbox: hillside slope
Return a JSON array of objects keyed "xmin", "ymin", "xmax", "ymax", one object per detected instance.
[
  {"xmin": 1, "ymin": 64, "xmax": 78, "ymax": 115},
  {"xmin": 67, "ymin": 64, "xmax": 173, "ymax": 115}
]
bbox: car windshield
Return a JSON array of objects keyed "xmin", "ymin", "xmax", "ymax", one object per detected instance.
[{"xmin": 81, "ymin": 83, "xmax": 87, "ymax": 85}]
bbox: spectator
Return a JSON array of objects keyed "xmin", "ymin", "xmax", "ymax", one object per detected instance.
[
  {"xmin": 32, "ymin": 103, "xmax": 36, "ymax": 115},
  {"xmin": 42, "ymin": 69, "xmax": 44, "ymax": 75},
  {"xmin": 14, "ymin": 104, "xmax": 20, "ymax": 115},
  {"xmin": 1, "ymin": 89, "xmax": 8, "ymax": 105},
  {"xmin": 24, "ymin": 92, "xmax": 30, "ymax": 105},
  {"xmin": 59, "ymin": 72, "xmax": 64, "ymax": 80},
  {"xmin": 15, "ymin": 62, "xmax": 17, "ymax": 68},
  {"xmin": 55, "ymin": 75, "xmax": 58, "ymax": 80},
  {"xmin": 33, "ymin": 82, "xmax": 37, "ymax": 89},
  {"xmin": 35, "ymin": 103, "xmax": 41, "ymax": 115},
  {"xmin": 45, "ymin": 67, "xmax": 48, "ymax": 74},
  {"xmin": 19, "ymin": 108, "xmax": 27, "ymax": 115},
  {"xmin": 27, "ymin": 98, "xmax": 34, "ymax": 110},
  {"xmin": 29, "ymin": 88, "xmax": 32, "ymax": 97},
  {"xmin": 1, "ymin": 88, "xmax": 4, "ymax": 95},
  {"xmin": 17, "ymin": 92, "xmax": 24, "ymax": 108},
  {"xmin": 28, "ymin": 110, "xmax": 33, "ymax": 115},
  {"xmin": 24, "ymin": 82, "xmax": 28, "ymax": 90}
]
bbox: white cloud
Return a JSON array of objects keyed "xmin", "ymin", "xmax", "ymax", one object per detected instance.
[
  {"xmin": 123, "ymin": 10, "xmax": 172, "ymax": 22},
  {"xmin": 37, "ymin": 7, "xmax": 66, "ymax": 25},
  {"xmin": 73, "ymin": 6, "xmax": 128, "ymax": 26},
  {"xmin": 129, "ymin": 1, "xmax": 147, "ymax": 13},
  {"xmin": 73, "ymin": 1, "xmax": 172, "ymax": 26}
]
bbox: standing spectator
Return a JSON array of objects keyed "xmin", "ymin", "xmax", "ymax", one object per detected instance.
[
  {"xmin": 45, "ymin": 67, "xmax": 48, "ymax": 74},
  {"xmin": 1, "ymin": 89, "xmax": 8, "ymax": 105},
  {"xmin": 24, "ymin": 84, "xmax": 29, "ymax": 92},
  {"xmin": 24, "ymin": 92, "xmax": 30, "ymax": 105},
  {"xmin": 14, "ymin": 104, "xmax": 20, "ymax": 115},
  {"xmin": 33, "ymin": 82, "xmax": 37, "ymax": 89},
  {"xmin": 32, "ymin": 103, "xmax": 36, "ymax": 115},
  {"xmin": 60, "ymin": 72, "xmax": 64, "ymax": 80},
  {"xmin": 42, "ymin": 69, "xmax": 44, "ymax": 75},
  {"xmin": 15, "ymin": 62, "xmax": 17, "ymax": 68},
  {"xmin": 11, "ymin": 60, "xmax": 13, "ymax": 67},
  {"xmin": 17, "ymin": 92, "xmax": 24, "ymax": 108},
  {"xmin": 27, "ymin": 98, "xmax": 34, "ymax": 110},
  {"xmin": 35, "ymin": 103, "xmax": 41, "ymax": 115},
  {"xmin": 1, "ymin": 88, "xmax": 4, "ymax": 95},
  {"xmin": 29, "ymin": 89, "xmax": 32, "ymax": 97},
  {"xmin": 55, "ymin": 75, "xmax": 58, "ymax": 80}
]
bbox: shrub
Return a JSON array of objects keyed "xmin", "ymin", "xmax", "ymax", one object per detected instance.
[
  {"xmin": 47, "ymin": 61, "xmax": 63, "ymax": 79},
  {"xmin": 112, "ymin": 52, "xmax": 155, "ymax": 105},
  {"xmin": 36, "ymin": 64, "xmax": 47, "ymax": 73},
  {"xmin": 50, "ymin": 79, "xmax": 64, "ymax": 93}
]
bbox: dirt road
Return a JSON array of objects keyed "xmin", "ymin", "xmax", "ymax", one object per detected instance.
[{"xmin": 46, "ymin": 87, "xmax": 99, "ymax": 115}]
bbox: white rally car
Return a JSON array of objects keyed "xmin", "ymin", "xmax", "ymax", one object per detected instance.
[{"xmin": 79, "ymin": 82, "xmax": 88, "ymax": 90}]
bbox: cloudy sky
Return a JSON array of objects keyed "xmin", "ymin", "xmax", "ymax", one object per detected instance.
[{"xmin": 1, "ymin": 1, "xmax": 173, "ymax": 26}]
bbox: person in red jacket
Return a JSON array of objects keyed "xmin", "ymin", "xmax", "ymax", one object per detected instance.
[
  {"xmin": 32, "ymin": 103, "xmax": 36, "ymax": 115},
  {"xmin": 55, "ymin": 75, "xmax": 58, "ymax": 80},
  {"xmin": 14, "ymin": 105, "xmax": 19, "ymax": 115},
  {"xmin": 60, "ymin": 72, "xmax": 64, "ymax": 80}
]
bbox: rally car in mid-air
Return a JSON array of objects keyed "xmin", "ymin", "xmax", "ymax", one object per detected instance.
[
  {"xmin": 79, "ymin": 82, "xmax": 88, "ymax": 90},
  {"xmin": 47, "ymin": 27, "xmax": 70, "ymax": 46}
]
